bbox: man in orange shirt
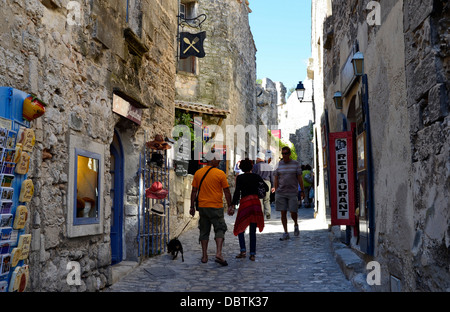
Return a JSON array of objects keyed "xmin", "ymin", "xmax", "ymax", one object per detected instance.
[{"xmin": 190, "ymin": 154, "xmax": 233, "ymax": 266}]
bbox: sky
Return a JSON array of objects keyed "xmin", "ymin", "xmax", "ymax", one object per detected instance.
[{"xmin": 248, "ymin": 0, "xmax": 312, "ymax": 93}]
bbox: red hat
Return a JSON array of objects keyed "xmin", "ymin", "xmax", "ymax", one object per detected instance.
[{"xmin": 146, "ymin": 181, "xmax": 168, "ymax": 199}]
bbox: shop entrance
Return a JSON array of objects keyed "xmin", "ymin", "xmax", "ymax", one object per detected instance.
[{"xmin": 110, "ymin": 131, "xmax": 124, "ymax": 264}]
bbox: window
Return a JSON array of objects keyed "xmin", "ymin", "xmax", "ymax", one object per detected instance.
[
  {"xmin": 178, "ymin": 56, "xmax": 196, "ymax": 74},
  {"xmin": 67, "ymin": 135, "xmax": 105, "ymax": 237},
  {"xmin": 178, "ymin": 1, "xmax": 198, "ymax": 74},
  {"xmin": 74, "ymin": 150, "xmax": 100, "ymax": 224},
  {"xmin": 180, "ymin": 1, "xmax": 197, "ymax": 20}
]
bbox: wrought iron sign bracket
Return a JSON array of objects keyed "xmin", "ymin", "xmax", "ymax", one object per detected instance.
[{"xmin": 178, "ymin": 14, "xmax": 207, "ymax": 30}]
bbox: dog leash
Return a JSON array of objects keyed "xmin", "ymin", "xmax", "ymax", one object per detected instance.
[{"xmin": 174, "ymin": 217, "xmax": 194, "ymax": 239}]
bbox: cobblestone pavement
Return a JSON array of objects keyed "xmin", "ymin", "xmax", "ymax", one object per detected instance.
[{"xmin": 105, "ymin": 206, "xmax": 356, "ymax": 292}]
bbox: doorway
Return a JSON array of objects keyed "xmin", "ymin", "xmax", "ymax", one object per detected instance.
[{"xmin": 110, "ymin": 131, "xmax": 124, "ymax": 264}]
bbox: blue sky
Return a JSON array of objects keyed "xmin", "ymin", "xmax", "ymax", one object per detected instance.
[{"xmin": 249, "ymin": 0, "xmax": 312, "ymax": 92}]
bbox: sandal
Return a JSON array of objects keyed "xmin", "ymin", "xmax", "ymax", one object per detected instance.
[
  {"xmin": 201, "ymin": 256, "xmax": 208, "ymax": 263},
  {"xmin": 249, "ymin": 255, "xmax": 255, "ymax": 261},
  {"xmin": 235, "ymin": 252, "xmax": 246, "ymax": 259},
  {"xmin": 214, "ymin": 257, "xmax": 228, "ymax": 266}
]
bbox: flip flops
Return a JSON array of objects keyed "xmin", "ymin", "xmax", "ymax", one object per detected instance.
[{"xmin": 214, "ymin": 257, "xmax": 228, "ymax": 266}]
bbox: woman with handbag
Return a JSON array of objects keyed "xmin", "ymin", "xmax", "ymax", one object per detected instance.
[{"xmin": 230, "ymin": 158, "xmax": 268, "ymax": 261}]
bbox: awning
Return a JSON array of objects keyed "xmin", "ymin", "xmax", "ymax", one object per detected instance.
[{"xmin": 175, "ymin": 101, "xmax": 230, "ymax": 118}]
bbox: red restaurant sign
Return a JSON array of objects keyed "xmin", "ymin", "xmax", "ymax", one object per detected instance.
[{"xmin": 329, "ymin": 131, "xmax": 355, "ymax": 226}]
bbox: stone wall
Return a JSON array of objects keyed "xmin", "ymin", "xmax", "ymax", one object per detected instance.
[
  {"xmin": 403, "ymin": 0, "xmax": 449, "ymax": 291},
  {"xmin": 312, "ymin": 0, "xmax": 449, "ymax": 291},
  {"xmin": 0, "ymin": 0, "xmax": 178, "ymax": 291}
]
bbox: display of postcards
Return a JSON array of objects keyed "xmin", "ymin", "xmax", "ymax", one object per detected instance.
[
  {"xmin": 0, "ymin": 228, "xmax": 12, "ymax": 241},
  {"xmin": 2, "ymin": 149, "xmax": 15, "ymax": 163},
  {"xmin": 1, "ymin": 254, "xmax": 11, "ymax": 276},
  {"xmin": 0, "ymin": 201, "xmax": 12, "ymax": 214},
  {"xmin": 0, "ymin": 128, "xmax": 6, "ymax": 139},
  {"xmin": 0, "ymin": 281, "xmax": 7, "ymax": 292},
  {"xmin": 0, "ymin": 188, "xmax": 13, "ymax": 201},
  {"xmin": 0, "ymin": 174, "xmax": 14, "ymax": 188},
  {"xmin": 0, "ymin": 241, "xmax": 9, "ymax": 254},
  {"xmin": 1, "ymin": 162, "xmax": 15, "ymax": 174},
  {"xmin": 9, "ymin": 230, "xmax": 18, "ymax": 247},
  {"xmin": 0, "ymin": 214, "xmax": 13, "ymax": 228},
  {"xmin": 6, "ymin": 130, "xmax": 16, "ymax": 149}
]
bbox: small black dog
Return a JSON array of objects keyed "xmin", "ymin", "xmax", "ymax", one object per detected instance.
[{"xmin": 167, "ymin": 238, "xmax": 184, "ymax": 262}]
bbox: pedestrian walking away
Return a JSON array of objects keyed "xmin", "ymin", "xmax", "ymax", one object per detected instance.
[
  {"xmin": 273, "ymin": 146, "xmax": 304, "ymax": 240},
  {"xmin": 301, "ymin": 164, "xmax": 314, "ymax": 208},
  {"xmin": 252, "ymin": 151, "xmax": 275, "ymax": 219},
  {"xmin": 190, "ymin": 152, "xmax": 233, "ymax": 266},
  {"xmin": 230, "ymin": 158, "xmax": 268, "ymax": 261}
]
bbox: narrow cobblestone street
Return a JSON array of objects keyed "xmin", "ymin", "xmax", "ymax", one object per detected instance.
[{"xmin": 105, "ymin": 206, "xmax": 356, "ymax": 292}]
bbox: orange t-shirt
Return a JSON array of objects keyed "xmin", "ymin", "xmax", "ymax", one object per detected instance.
[{"xmin": 192, "ymin": 166, "xmax": 229, "ymax": 208}]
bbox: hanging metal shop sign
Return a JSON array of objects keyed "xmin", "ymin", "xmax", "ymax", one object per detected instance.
[
  {"xmin": 329, "ymin": 131, "xmax": 355, "ymax": 226},
  {"xmin": 180, "ymin": 31, "xmax": 206, "ymax": 59}
]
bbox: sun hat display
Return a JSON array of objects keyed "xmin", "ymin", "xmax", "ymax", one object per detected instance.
[
  {"xmin": 145, "ymin": 181, "xmax": 168, "ymax": 199},
  {"xmin": 148, "ymin": 152, "xmax": 164, "ymax": 167},
  {"xmin": 150, "ymin": 203, "xmax": 165, "ymax": 216},
  {"xmin": 146, "ymin": 134, "xmax": 171, "ymax": 150}
]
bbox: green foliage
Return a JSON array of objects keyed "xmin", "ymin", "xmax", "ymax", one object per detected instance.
[
  {"xmin": 268, "ymin": 130, "xmax": 298, "ymax": 160},
  {"xmin": 174, "ymin": 109, "xmax": 202, "ymax": 149}
]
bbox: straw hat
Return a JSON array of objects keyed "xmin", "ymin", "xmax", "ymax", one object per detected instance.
[{"xmin": 146, "ymin": 134, "xmax": 171, "ymax": 150}]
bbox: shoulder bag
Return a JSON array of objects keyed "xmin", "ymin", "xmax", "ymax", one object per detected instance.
[{"xmin": 194, "ymin": 166, "xmax": 214, "ymax": 210}]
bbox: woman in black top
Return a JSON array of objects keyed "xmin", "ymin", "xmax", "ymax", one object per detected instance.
[{"xmin": 231, "ymin": 159, "xmax": 268, "ymax": 261}]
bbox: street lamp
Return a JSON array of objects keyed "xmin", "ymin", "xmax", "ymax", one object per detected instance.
[
  {"xmin": 352, "ymin": 51, "xmax": 364, "ymax": 76},
  {"xmin": 295, "ymin": 81, "xmax": 305, "ymax": 102},
  {"xmin": 333, "ymin": 91, "xmax": 343, "ymax": 109}
]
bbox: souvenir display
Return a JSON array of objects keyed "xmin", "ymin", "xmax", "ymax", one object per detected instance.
[
  {"xmin": 18, "ymin": 179, "xmax": 34, "ymax": 202},
  {"xmin": 16, "ymin": 234, "xmax": 31, "ymax": 260},
  {"xmin": 10, "ymin": 248, "xmax": 20, "ymax": 267},
  {"xmin": 0, "ymin": 102, "xmax": 41, "ymax": 292},
  {"xmin": 0, "ymin": 228, "xmax": 12, "ymax": 241},
  {"xmin": 18, "ymin": 129, "xmax": 35, "ymax": 152},
  {"xmin": 13, "ymin": 206, "xmax": 28, "ymax": 230},
  {"xmin": 0, "ymin": 254, "xmax": 11, "ymax": 277},
  {"xmin": 22, "ymin": 93, "xmax": 46, "ymax": 121},
  {"xmin": 0, "ymin": 281, "xmax": 7, "ymax": 292},
  {"xmin": 145, "ymin": 181, "xmax": 168, "ymax": 199},
  {"xmin": 0, "ymin": 241, "xmax": 10, "ymax": 254},
  {"xmin": 146, "ymin": 134, "xmax": 171, "ymax": 150},
  {"xmin": 8, "ymin": 264, "xmax": 29, "ymax": 292},
  {"xmin": 0, "ymin": 128, "xmax": 16, "ymax": 176},
  {"xmin": 0, "ymin": 214, "xmax": 13, "ymax": 228},
  {"xmin": 0, "ymin": 202, "xmax": 12, "ymax": 214},
  {"xmin": 15, "ymin": 151, "xmax": 30, "ymax": 175},
  {"xmin": 0, "ymin": 174, "xmax": 14, "ymax": 188}
]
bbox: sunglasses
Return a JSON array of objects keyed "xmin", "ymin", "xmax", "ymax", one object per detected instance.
[{"xmin": 282, "ymin": 152, "xmax": 290, "ymax": 155}]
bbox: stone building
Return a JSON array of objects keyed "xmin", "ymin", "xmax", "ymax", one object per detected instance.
[
  {"xmin": 310, "ymin": 0, "xmax": 449, "ymax": 291},
  {"xmin": 256, "ymin": 78, "xmax": 281, "ymax": 157},
  {"xmin": 277, "ymin": 79, "xmax": 314, "ymax": 166},
  {"xmin": 0, "ymin": 0, "xmax": 178, "ymax": 291},
  {"xmin": 173, "ymin": 0, "xmax": 257, "ymax": 214}
]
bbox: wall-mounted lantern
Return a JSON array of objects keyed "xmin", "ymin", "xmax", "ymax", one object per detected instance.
[
  {"xmin": 352, "ymin": 51, "xmax": 364, "ymax": 76},
  {"xmin": 333, "ymin": 91, "xmax": 343, "ymax": 109}
]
